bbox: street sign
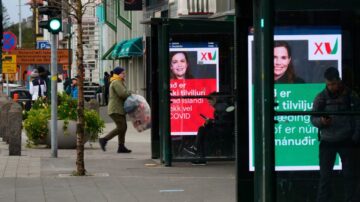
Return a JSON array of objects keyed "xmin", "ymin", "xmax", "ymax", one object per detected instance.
[
  {"xmin": 36, "ymin": 40, "xmax": 51, "ymax": 49},
  {"xmin": 7, "ymin": 49, "xmax": 69, "ymax": 65},
  {"xmin": 2, "ymin": 32, "xmax": 17, "ymax": 51},
  {"xmin": 2, "ymin": 55, "xmax": 17, "ymax": 74}
]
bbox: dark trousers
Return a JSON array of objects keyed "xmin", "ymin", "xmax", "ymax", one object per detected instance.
[
  {"xmin": 104, "ymin": 114, "xmax": 127, "ymax": 144},
  {"xmin": 317, "ymin": 140, "xmax": 356, "ymax": 202},
  {"xmin": 195, "ymin": 126, "xmax": 207, "ymax": 159},
  {"xmin": 195, "ymin": 123, "xmax": 218, "ymax": 159},
  {"xmin": 104, "ymin": 90, "xmax": 109, "ymax": 105}
]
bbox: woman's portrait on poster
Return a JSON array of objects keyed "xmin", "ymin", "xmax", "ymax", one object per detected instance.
[
  {"xmin": 274, "ymin": 41, "xmax": 305, "ymax": 84},
  {"xmin": 170, "ymin": 51, "xmax": 194, "ymax": 79}
]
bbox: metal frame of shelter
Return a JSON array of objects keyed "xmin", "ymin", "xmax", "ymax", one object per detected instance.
[
  {"xmin": 238, "ymin": 0, "xmax": 360, "ymax": 201},
  {"xmin": 145, "ymin": 0, "xmax": 360, "ymax": 201},
  {"xmin": 147, "ymin": 18, "xmax": 234, "ymax": 166}
]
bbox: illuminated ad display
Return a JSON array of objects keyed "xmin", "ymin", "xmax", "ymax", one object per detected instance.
[
  {"xmin": 169, "ymin": 42, "xmax": 219, "ymax": 136},
  {"xmin": 248, "ymin": 27, "xmax": 342, "ymax": 171}
]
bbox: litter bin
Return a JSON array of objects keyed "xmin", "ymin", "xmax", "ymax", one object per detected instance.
[{"xmin": 9, "ymin": 89, "xmax": 32, "ymax": 111}]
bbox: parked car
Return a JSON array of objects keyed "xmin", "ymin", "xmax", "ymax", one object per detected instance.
[{"xmin": 9, "ymin": 88, "xmax": 32, "ymax": 111}]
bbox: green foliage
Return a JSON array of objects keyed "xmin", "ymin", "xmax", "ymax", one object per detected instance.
[
  {"xmin": 31, "ymin": 97, "xmax": 49, "ymax": 110},
  {"xmin": 23, "ymin": 93, "xmax": 105, "ymax": 146},
  {"xmin": 85, "ymin": 110, "xmax": 105, "ymax": 141},
  {"xmin": 23, "ymin": 108, "xmax": 50, "ymax": 146},
  {"xmin": 58, "ymin": 92, "xmax": 77, "ymax": 120}
]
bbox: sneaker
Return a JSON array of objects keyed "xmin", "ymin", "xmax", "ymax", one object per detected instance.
[
  {"xmin": 191, "ymin": 160, "xmax": 207, "ymax": 166},
  {"xmin": 98, "ymin": 138, "xmax": 107, "ymax": 151}
]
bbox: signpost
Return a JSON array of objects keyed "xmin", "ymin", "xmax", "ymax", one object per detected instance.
[
  {"xmin": 2, "ymin": 55, "xmax": 17, "ymax": 96},
  {"xmin": 36, "ymin": 40, "xmax": 51, "ymax": 49},
  {"xmin": 2, "ymin": 55, "xmax": 17, "ymax": 74},
  {"xmin": 2, "ymin": 32, "xmax": 17, "ymax": 52},
  {"xmin": 1, "ymin": 31, "xmax": 17, "ymax": 94}
]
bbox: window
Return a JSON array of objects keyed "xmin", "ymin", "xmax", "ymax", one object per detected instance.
[
  {"xmin": 104, "ymin": 0, "xmax": 116, "ymax": 30},
  {"xmin": 118, "ymin": 0, "xmax": 132, "ymax": 28}
]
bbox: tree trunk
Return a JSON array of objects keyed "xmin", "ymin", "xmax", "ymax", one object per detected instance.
[{"xmin": 75, "ymin": 0, "xmax": 86, "ymax": 176}]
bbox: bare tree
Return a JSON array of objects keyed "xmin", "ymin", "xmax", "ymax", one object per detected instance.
[
  {"xmin": 2, "ymin": 5, "xmax": 11, "ymax": 29},
  {"xmin": 52, "ymin": 0, "xmax": 96, "ymax": 176}
]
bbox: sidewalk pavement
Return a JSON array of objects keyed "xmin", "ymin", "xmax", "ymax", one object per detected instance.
[{"xmin": 0, "ymin": 106, "xmax": 235, "ymax": 202}]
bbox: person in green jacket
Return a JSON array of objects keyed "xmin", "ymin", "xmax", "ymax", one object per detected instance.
[{"xmin": 99, "ymin": 67, "xmax": 132, "ymax": 153}]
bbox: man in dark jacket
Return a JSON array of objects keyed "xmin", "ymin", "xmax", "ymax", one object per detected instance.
[
  {"xmin": 311, "ymin": 67, "xmax": 360, "ymax": 202},
  {"xmin": 189, "ymin": 92, "xmax": 234, "ymax": 165}
]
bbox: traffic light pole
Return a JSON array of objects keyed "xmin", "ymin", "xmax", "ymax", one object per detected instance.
[{"xmin": 51, "ymin": 33, "xmax": 58, "ymax": 158}]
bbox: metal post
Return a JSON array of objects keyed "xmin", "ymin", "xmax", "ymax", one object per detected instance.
[
  {"xmin": 6, "ymin": 74, "xmax": 9, "ymax": 96},
  {"xmin": 149, "ymin": 23, "xmax": 160, "ymax": 159},
  {"xmin": 18, "ymin": 0, "xmax": 22, "ymax": 85},
  {"xmin": 32, "ymin": 0, "xmax": 37, "ymax": 49},
  {"xmin": 253, "ymin": 0, "xmax": 275, "ymax": 201},
  {"xmin": 0, "ymin": 0, "xmax": 3, "ymax": 92},
  {"xmin": 235, "ymin": 0, "xmax": 253, "ymax": 201},
  {"xmin": 68, "ymin": 17, "xmax": 72, "ymax": 77},
  {"xmin": 51, "ymin": 33, "xmax": 58, "ymax": 158},
  {"xmin": 158, "ymin": 19, "xmax": 171, "ymax": 166},
  {"xmin": 18, "ymin": 0, "xmax": 22, "ymax": 48}
]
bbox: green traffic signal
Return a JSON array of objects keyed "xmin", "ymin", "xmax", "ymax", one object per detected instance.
[
  {"xmin": 38, "ymin": 5, "xmax": 62, "ymax": 35},
  {"xmin": 48, "ymin": 18, "xmax": 62, "ymax": 34}
]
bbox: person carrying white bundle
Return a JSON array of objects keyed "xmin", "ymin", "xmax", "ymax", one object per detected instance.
[{"xmin": 124, "ymin": 94, "xmax": 151, "ymax": 132}]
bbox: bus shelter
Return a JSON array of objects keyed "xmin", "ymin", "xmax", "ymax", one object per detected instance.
[
  {"xmin": 146, "ymin": 18, "xmax": 234, "ymax": 166},
  {"xmin": 237, "ymin": 0, "xmax": 360, "ymax": 201}
]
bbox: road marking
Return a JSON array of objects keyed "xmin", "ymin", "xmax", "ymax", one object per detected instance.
[{"xmin": 159, "ymin": 189, "xmax": 184, "ymax": 193}]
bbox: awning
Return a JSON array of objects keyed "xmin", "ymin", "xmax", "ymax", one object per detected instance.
[
  {"xmin": 101, "ymin": 43, "xmax": 116, "ymax": 60},
  {"xmin": 117, "ymin": 37, "xmax": 143, "ymax": 58},
  {"xmin": 111, "ymin": 40, "xmax": 128, "ymax": 59}
]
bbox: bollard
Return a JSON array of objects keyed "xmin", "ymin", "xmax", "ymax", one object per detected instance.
[
  {"xmin": 0, "ymin": 99, "xmax": 12, "ymax": 140},
  {"xmin": 8, "ymin": 102, "xmax": 22, "ymax": 156}
]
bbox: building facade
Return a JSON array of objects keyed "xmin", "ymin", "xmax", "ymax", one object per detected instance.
[{"xmin": 97, "ymin": 0, "xmax": 145, "ymax": 95}]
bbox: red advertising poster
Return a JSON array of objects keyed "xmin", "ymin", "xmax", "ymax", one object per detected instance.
[{"xmin": 169, "ymin": 42, "xmax": 219, "ymax": 136}]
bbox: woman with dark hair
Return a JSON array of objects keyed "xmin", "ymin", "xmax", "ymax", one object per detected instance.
[
  {"xmin": 274, "ymin": 41, "xmax": 305, "ymax": 83},
  {"xmin": 170, "ymin": 52, "xmax": 194, "ymax": 79}
]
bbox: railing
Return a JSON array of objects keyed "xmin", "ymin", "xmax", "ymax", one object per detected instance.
[{"xmin": 177, "ymin": 0, "xmax": 216, "ymax": 16}]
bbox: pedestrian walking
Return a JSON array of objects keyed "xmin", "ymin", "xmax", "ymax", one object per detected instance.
[{"xmin": 98, "ymin": 67, "xmax": 132, "ymax": 153}]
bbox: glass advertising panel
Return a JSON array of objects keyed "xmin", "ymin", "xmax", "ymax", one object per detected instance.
[
  {"xmin": 248, "ymin": 27, "xmax": 342, "ymax": 171},
  {"xmin": 169, "ymin": 42, "xmax": 219, "ymax": 136}
]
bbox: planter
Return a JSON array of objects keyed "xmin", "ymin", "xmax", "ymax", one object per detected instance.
[{"xmin": 46, "ymin": 120, "xmax": 89, "ymax": 149}]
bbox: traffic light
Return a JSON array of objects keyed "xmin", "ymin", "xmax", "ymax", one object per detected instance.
[{"xmin": 38, "ymin": 5, "xmax": 62, "ymax": 34}]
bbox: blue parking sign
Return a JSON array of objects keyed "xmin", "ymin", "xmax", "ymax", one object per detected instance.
[{"xmin": 36, "ymin": 40, "xmax": 51, "ymax": 49}]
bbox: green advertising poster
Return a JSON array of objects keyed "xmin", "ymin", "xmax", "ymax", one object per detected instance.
[
  {"xmin": 248, "ymin": 27, "xmax": 342, "ymax": 171},
  {"xmin": 274, "ymin": 84, "xmax": 340, "ymax": 170}
]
